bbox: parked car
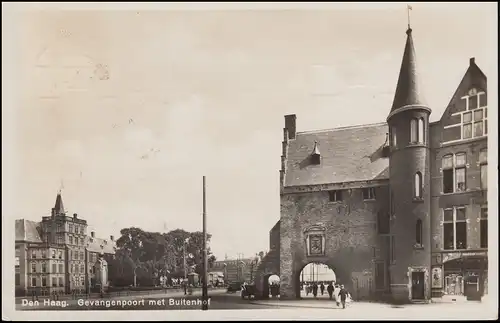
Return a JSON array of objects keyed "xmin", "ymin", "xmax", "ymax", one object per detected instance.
[{"xmin": 227, "ymin": 282, "xmax": 243, "ymax": 293}]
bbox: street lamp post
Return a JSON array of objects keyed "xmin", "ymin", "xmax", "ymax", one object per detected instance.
[
  {"xmin": 183, "ymin": 238, "xmax": 189, "ymax": 295},
  {"xmin": 201, "ymin": 176, "xmax": 209, "ymax": 310}
]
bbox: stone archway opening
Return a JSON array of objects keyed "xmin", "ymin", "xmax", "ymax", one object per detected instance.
[
  {"xmin": 296, "ymin": 262, "xmax": 337, "ymax": 299},
  {"xmin": 259, "ymin": 273, "xmax": 280, "ymax": 299}
]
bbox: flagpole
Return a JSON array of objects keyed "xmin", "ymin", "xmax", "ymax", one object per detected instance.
[{"xmin": 407, "ymin": 5, "xmax": 412, "ymax": 29}]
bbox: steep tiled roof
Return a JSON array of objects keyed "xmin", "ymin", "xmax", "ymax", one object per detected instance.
[
  {"xmin": 15, "ymin": 219, "xmax": 43, "ymax": 243},
  {"xmin": 388, "ymin": 28, "xmax": 429, "ymax": 120},
  {"xmin": 87, "ymin": 236, "xmax": 116, "ymax": 255},
  {"xmin": 284, "ymin": 123, "xmax": 389, "ymax": 187}
]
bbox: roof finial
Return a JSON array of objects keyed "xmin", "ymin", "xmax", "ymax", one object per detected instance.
[{"xmin": 407, "ymin": 4, "xmax": 413, "ymax": 32}]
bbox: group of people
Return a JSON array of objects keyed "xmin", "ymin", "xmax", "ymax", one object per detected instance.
[{"xmin": 303, "ymin": 282, "xmax": 351, "ymax": 309}]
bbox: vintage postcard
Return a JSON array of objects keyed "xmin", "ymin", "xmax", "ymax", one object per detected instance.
[{"xmin": 2, "ymin": 2, "xmax": 498, "ymax": 321}]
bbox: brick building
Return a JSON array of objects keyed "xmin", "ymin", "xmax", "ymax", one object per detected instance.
[
  {"xmin": 253, "ymin": 26, "xmax": 488, "ymax": 303},
  {"xmin": 15, "ymin": 192, "xmax": 117, "ymax": 296}
]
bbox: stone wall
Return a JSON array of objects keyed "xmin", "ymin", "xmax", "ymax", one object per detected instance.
[{"xmin": 279, "ymin": 186, "xmax": 388, "ymax": 300}]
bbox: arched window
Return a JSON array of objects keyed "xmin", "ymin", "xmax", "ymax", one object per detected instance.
[
  {"xmin": 410, "ymin": 119, "xmax": 418, "ymax": 143},
  {"xmin": 416, "ymin": 219, "xmax": 423, "ymax": 246},
  {"xmin": 391, "ymin": 126, "xmax": 397, "ymax": 148},
  {"xmin": 414, "ymin": 172, "xmax": 423, "ymax": 198},
  {"xmin": 418, "ymin": 118, "xmax": 425, "ymax": 143}
]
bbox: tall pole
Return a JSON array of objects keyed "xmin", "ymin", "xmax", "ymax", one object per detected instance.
[
  {"xmin": 202, "ymin": 176, "xmax": 208, "ymax": 310},
  {"xmin": 183, "ymin": 243, "xmax": 187, "ymax": 295}
]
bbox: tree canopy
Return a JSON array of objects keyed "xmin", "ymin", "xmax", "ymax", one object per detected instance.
[{"xmin": 109, "ymin": 227, "xmax": 216, "ymax": 287}]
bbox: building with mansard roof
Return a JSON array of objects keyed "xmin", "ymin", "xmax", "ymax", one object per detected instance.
[
  {"xmin": 253, "ymin": 26, "xmax": 488, "ymax": 304},
  {"xmin": 15, "ymin": 192, "xmax": 117, "ymax": 296}
]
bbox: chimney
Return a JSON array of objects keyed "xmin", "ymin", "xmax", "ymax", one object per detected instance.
[
  {"xmin": 284, "ymin": 114, "xmax": 296, "ymax": 140},
  {"xmin": 73, "ymin": 213, "xmax": 77, "ymax": 219},
  {"xmin": 110, "ymin": 235, "xmax": 114, "ymax": 241},
  {"xmin": 470, "ymin": 57, "xmax": 475, "ymax": 66},
  {"xmin": 91, "ymin": 231, "xmax": 95, "ymax": 238}
]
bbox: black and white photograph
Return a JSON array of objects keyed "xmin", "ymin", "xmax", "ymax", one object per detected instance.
[{"xmin": 2, "ymin": 2, "xmax": 498, "ymax": 321}]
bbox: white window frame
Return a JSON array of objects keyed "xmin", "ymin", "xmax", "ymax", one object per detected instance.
[
  {"xmin": 443, "ymin": 207, "xmax": 468, "ymax": 251},
  {"xmin": 443, "ymin": 90, "xmax": 487, "ymax": 144},
  {"xmin": 442, "ymin": 153, "xmax": 467, "ymax": 194}
]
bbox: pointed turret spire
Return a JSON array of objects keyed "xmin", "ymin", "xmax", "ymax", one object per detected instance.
[
  {"xmin": 54, "ymin": 192, "xmax": 65, "ymax": 215},
  {"xmin": 387, "ymin": 27, "xmax": 431, "ymax": 121}
]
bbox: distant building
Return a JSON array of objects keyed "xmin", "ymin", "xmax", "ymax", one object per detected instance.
[
  {"xmin": 15, "ymin": 192, "xmax": 116, "ymax": 296},
  {"xmin": 210, "ymin": 257, "xmax": 260, "ymax": 283}
]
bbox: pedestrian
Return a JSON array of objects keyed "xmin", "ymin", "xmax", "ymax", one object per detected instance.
[
  {"xmin": 338, "ymin": 284, "xmax": 349, "ymax": 309},
  {"xmin": 306, "ymin": 284, "xmax": 310, "ymax": 296},
  {"xmin": 312, "ymin": 283, "xmax": 318, "ymax": 298},
  {"xmin": 334, "ymin": 284, "xmax": 341, "ymax": 306},
  {"xmin": 327, "ymin": 282, "xmax": 334, "ymax": 300},
  {"xmin": 320, "ymin": 282, "xmax": 325, "ymax": 296}
]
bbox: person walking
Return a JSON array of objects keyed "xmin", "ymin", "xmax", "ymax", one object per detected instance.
[
  {"xmin": 312, "ymin": 283, "xmax": 318, "ymax": 298},
  {"xmin": 327, "ymin": 282, "xmax": 334, "ymax": 300},
  {"xmin": 338, "ymin": 284, "xmax": 349, "ymax": 309},
  {"xmin": 334, "ymin": 284, "xmax": 341, "ymax": 306},
  {"xmin": 320, "ymin": 282, "xmax": 325, "ymax": 296}
]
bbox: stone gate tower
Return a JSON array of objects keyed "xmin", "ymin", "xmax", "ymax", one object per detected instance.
[{"xmin": 387, "ymin": 26, "xmax": 432, "ymax": 303}]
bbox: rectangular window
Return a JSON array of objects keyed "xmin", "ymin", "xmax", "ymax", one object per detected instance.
[
  {"xmin": 80, "ymin": 252, "xmax": 84, "ymax": 260},
  {"xmin": 328, "ymin": 190, "xmax": 342, "ymax": 202},
  {"xmin": 59, "ymin": 277, "xmax": 64, "ymax": 287},
  {"xmin": 456, "ymin": 94, "xmax": 488, "ymax": 141},
  {"xmin": 42, "ymin": 250, "xmax": 47, "ymax": 258},
  {"xmin": 32, "ymin": 277, "xmax": 37, "ymax": 287},
  {"xmin": 80, "ymin": 238, "xmax": 84, "ymax": 245},
  {"xmin": 69, "ymin": 224, "xmax": 73, "ymax": 233},
  {"xmin": 42, "ymin": 263, "xmax": 46, "ymax": 273},
  {"xmin": 52, "ymin": 277, "xmax": 57, "ymax": 287},
  {"xmin": 42, "ymin": 277, "xmax": 47, "ymax": 287},
  {"xmin": 374, "ymin": 262, "xmax": 385, "ymax": 290},
  {"xmin": 363, "ymin": 187, "xmax": 376, "ymax": 200},
  {"xmin": 70, "ymin": 236, "xmax": 73, "ymax": 244},
  {"xmin": 480, "ymin": 149, "xmax": 487, "ymax": 190},
  {"xmin": 52, "ymin": 263, "xmax": 57, "ymax": 273},
  {"xmin": 81, "ymin": 265, "xmax": 85, "ymax": 273},
  {"xmin": 31, "ymin": 263, "xmax": 36, "ymax": 273},
  {"xmin": 59, "ymin": 251, "xmax": 63, "ymax": 259},
  {"xmin": 32, "ymin": 250, "xmax": 36, "ymax": 259},
  {"xmin": 443, "ymin": 207, "xmax": 467, "ymax": 250},
  {"xmin": 59, "ymin": 264, "xmax": 63, "ymax": 273},
  {"xmin": 480, "ymin": 207, "xmax": 488, "ymax": 248},
  {"xmin": 15, "ymin": 273, "xmax": 21, "ymax": 286},
  {"xmin": 442, "ymin": 154, "xmax": 468, "ymax": 193}
]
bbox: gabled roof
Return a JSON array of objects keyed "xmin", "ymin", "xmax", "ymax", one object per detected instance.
[
  {"xmin": 388, "ymin": 28, "xmax": 429, "ymax": 120},
  {"xmin": 439, "ymin": 58, "xmax": 487, "ymax": 122},
  {"xmin": 15, "ymin": 219, "xmax": 43, "ymax": 243},
  {"xmin": 284, "ymin": 123, "xmax": 389, "ymax": 187},
  {"xmin": 87, "ymin": 236, "xmax": 116, "ymax": 254}
]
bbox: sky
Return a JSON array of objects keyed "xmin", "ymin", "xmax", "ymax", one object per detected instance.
[{"xmin": 4, "ymin": 3, "xmax": 497, "ymax": 261}]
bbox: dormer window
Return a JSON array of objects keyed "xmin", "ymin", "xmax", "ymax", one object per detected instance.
[
  {"xmin": 328, "ymin": 190, "xmax": 342, "ymax": 202},
  {"xmin": 311, "ymin": 141, "xmax": 321, "ymax": 165}
]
